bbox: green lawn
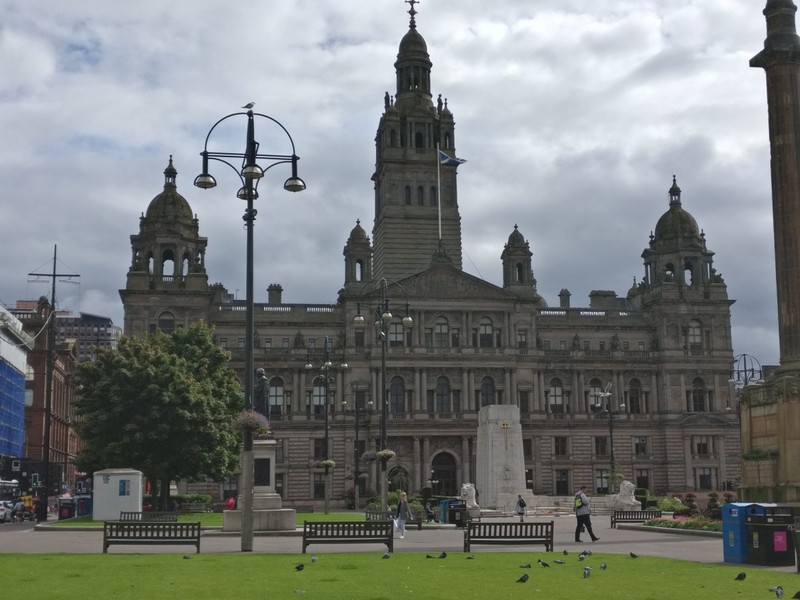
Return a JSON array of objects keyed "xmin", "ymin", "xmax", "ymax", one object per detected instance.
[
  {"xmin": 0, "ymin": 551, "xmax": 793, "ymax": 600},
  {"xmin": 50, "ymin": 511, "xmax": 367, "ymax": 527}
]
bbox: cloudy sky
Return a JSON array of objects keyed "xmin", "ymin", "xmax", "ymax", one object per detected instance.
[{"xmin": 0, "ymin": 0, "xmax": 781, "ymax": 367}]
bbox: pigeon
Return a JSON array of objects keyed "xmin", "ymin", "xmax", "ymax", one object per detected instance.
[
  {"xmin": 583, "ymin": 567, "xmax": 592, "ymax": 579},
  {"xmin": 466, "ymin": 556, "xmax": 476, "ymax": 560},
  {"xmin": 295, "ymin": 564, "xmax": 305, "ymax": 571},
  {"xmin": 382, "ymin": 553, "xmax": 391, "ymax": 559},
  {"xmin": 578, "ymin": 554, "xmax": 586, "ymax": 561},
  {"xmin": 426, "ymin": 554, "xmax": 435, "ymax": 559},
  {"xmin": 311, "ymin": 556, "xmax": 317, "ymax": 563},
  {"xmin": 791, "ymin": 591, "xmax": 800, "ymax": 599},
  {"xmin": 538, "ymin": 559, "xmax": 550, "ymax": 568},
  {"xmin": 600, "ymin": 562, "xmax": 607, "ymax": 570},
  {"xmin": 554, "ymin": 559, "xmax": 565, "ymax": 565},
  {"xmin": 769, "ymin": 587, "xmax": 784, "ymax": 599},
  {"xmin": 629, "ymin": 552, "xmax": 639, "ymax": 559},
  {"xmin": 516, "ymin": 573, "xmax": 529, "ymax": 583},
  {"xmin": 563, "ymin": 549, "xmax": 569, "ymax": 556},
  {"xmin": 734, "ymin": 572, "xmax": 746, "ymax": 581},
  {"xmin": 579, "ymin": 550, "xmax": 591, "ymax": 557},
  {"xmin": 520, "ymin": 563, "xmax": 531, "ymax": 569},
  {"xmin": 438, "ymin": 551, "xmax": 447, "ymax": 559},
  {"xmin": 182, "ymin": 555, "xmax": 191, "ymax": 560},
  {"xmin": 242, "ymin": 102, "xmax": 255, "ymax": 109}
]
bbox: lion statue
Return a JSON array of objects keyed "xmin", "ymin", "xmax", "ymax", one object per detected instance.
[
  {"xmin": 460, "ymin": 483, "xmax": 479, "ymax": 509},
  {"xmin": 611, "ymin": 480, "xmax": 641, "ymax": 510}
]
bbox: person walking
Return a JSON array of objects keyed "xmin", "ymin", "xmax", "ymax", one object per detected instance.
[
  {"xmin": 574, "ymin": 485, "xmax": 599, "ymax": 542},
  {"xmin": 395, "ymin": 491, "xmax": 413, "ymax": 539},
  {"xmin": 515, "ymin": 494, "xmax": 527, "ymax": 522}
]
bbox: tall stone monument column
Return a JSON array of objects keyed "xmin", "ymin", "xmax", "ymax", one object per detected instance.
[
  {"xmin": 744, "ymin": 0, "xmax": 800, "ymax": 501},
  {"xmin": 476, "ymin": 405, "xmax": 533, "ymax": 510}
]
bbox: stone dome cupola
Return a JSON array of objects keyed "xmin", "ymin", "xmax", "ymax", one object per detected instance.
[
  {"xmin": 145, "ymin": 156, "xmax": 194, "ymax": 225},
  {"xmin": 394, "ymin": 0, "xmax": 432, "ymax": 101},
  {"xmin": 501, "ymin": 224, "xmax": 538, "ymax": 298}
]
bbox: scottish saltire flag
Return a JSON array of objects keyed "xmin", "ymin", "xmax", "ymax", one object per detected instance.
[{"xmin": 438, "ymin": 149, "xmax": 467, "ymax": 166}]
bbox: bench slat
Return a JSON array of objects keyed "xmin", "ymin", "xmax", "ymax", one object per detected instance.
[
  {"xmin": 103, "ymin": 521, "xmax": 201, "ymax": 553},
  {"xmin": 464, "ymin": 521, "xmax": 554, "ymax": 552},
  {"xmin": 302, "ymin": 520, "xmax": 393, "ymax": 553},
  {"xmin": 610, "ymin": 510, "xmax": 662, "ymax": 528}
]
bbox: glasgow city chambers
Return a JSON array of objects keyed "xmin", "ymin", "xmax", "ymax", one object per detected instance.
[{"xmin": 119, "ymin": 6, "xmax": 740, "ymax": 507}]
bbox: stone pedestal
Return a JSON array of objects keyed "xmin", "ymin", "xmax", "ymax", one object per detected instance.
[
  {"xmin": 475, "ymin": 405, "xmax": 534, "ymax": 510},
  {"xmin": 223, "ymin": 438, "xmax": 295, "ymax": 532}
]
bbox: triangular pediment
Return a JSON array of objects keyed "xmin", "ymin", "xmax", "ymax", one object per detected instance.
[{"xmin": 387, "ymin": 262, "xmax": 518, "ymax": 302}]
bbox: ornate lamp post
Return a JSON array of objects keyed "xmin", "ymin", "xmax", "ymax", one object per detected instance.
[
  {"xmin": 729, "ymin": 353, "xmax": 763, "ymax": 400},
  {"xmin": 342, "ymin": 388, "xmax": 372, "ymax": 510},
  {"xmin": 194, "ymin": 107, "xmax": 305, "ymax": 552},
  {"xmin": 352, "ymin": 278, "xmax": 412, "ymax": 511},
  {"xmin": 597, "ymin": 389, "xmax": 625, "ymax": 494},
  {"xmin": 305, "ymin": 336, "xmax": 348, "ymax": 514}
]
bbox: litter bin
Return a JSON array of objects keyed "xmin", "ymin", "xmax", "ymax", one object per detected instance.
[
  {"xmin": 722, "ymin": 503, "xmax": 753, "ymax": 564},
  {"xmin": 439, "ymin": 499, "xmax": 463, "ymax": 525},
  {"xmin": 75, "ymin": 495, "xmax": 93, "ymax": 517},
  {"xmin": 745, "ymin": 504, "xmax": 795, "ymax": 567},
  {"xmin": 449, "ymin": 502, "xmax": 468, "ymax": 528},
  {"xmin": 58, "ymin": 498, "xmax": 75, "ymax": 520}
]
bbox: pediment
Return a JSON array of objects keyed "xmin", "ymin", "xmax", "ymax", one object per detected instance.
[
  {"xmin": 679, "ymin": 413, "xmax": 732, "ymax": 427},
  {"xmin": 393, "ymin": 263, "xmax": 517, "ymax": 302}
]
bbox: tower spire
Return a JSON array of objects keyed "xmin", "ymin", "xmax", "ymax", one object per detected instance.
[{"xmin": 406, "ymin": 0, "xmax": 418, "ymax": 28}]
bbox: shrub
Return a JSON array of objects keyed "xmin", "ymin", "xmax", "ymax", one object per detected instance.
[{"xmin": 658, "ymin": 497, "xmax": 684, "ymax": 512}]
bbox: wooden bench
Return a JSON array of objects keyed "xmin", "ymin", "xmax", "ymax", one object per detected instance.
[
  {"xmin": 365, "ymin": 509, "xmax": 422, "ymax": 531},
  {"xmin": 302, "ymin": 521, "xmax": 393, "ymax": 554},
  {"xmin": 610, "ymin": 509, "xmax": 662, "ymax": 528},
  {"xmin": 119, "ymin": 511, "xmax": 178, "ymax": 522},
  {"xmin": 464, "ymin": 521, "xmax": 554, "ymax": 553},
  {"xmin": 102, "ymin": 521, "xmax": 201, "ymax": 553}
]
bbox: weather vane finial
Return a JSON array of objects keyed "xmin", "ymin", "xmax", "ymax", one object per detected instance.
[{"xmin": 406, "ymin": 0, "xmax": 418, "ymax": 28}]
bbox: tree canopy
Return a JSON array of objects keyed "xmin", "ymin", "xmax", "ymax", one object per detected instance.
[{"xmin": 75, "ymin": 322, "xmax": 243, "ymax": 507}]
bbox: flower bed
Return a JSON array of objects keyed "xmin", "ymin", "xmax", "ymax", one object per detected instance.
[{"xmin": 644, "ymin": 516, "xmax": 722, "ymax": 532}]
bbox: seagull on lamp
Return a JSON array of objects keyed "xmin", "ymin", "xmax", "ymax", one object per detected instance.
[{"xmin": 242, "ymin": 102, "xmax": 255, "ymax": 109}]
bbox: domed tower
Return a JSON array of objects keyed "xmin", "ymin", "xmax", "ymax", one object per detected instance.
[
  {"xmin": 342, "ymin": 219, "xmax": 373, "ymax": 288},
  {"xmin": 629, "ymin": 176, "xmax": 731, "ymax": 352},
  {"xmin": 371, "ymin": 1, "xmax": 463, "ymax": 282},
  {"xmin": 119, "ymin": 157, "xmax": 213, "ymax": 336},
  {"xmin": 501, "ymin": 225, "xmax": 539, "ymax": 300}
]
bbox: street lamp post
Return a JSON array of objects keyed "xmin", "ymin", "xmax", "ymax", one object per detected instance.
[
  {"xmin": 352, "ymin": 279, "xmax": 412, "ymax": 511},
  {"xmin": 729, "ymin": 353, "xmax": 763, "ymax": 399},
  {"xmin": 597, "ymin": 390, "xmax": 625, "ymax": 494},
  {"xmin": 305, "ymin": 336, "xmax": 348, "ymax": 514},
  {"xmin": 194, "ymin": 107, "xmax": 305, "ymax": 552},
  {"xmin": 342, "ymin": 393, "xmax": 372, "ymax": 510}
]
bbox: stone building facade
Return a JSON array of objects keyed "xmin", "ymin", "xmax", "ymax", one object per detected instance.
[{"xmin": 120, "ymin": 7, "xmax": 740, "ymax": 505}]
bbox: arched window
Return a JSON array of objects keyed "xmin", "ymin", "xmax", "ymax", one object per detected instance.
[
  {"xmin": 181, "ymin": 253, "xmax": 190, "ymax": 277},
  {"xmin": 480, "ymin": 377, "xmax": 495, "ymax": 407},
  {"xmin": 161, "ymin": 249, "xmax": 175, "ymax": 279},
  {"xmin": 548, "ymin": 378, "xmax": 564, "ymax": 414},
  {"xmin": 515, "ymin": 262, "xmax": 524, "ymax": 282},
  {"xmin": 478, "ymin": 317, "xmax": 493, "ymax": 348},
  {"xmin": 417, "ymin": 186, "xmax": 424, "ymax": 206},
  {"xmin": 684, "ymin": 261, "xmax": 694, "ymax": 285},
  {"xmin": 664, "ymin": 263, "xmax": 675, "ymax": 282},
  {"xmin": 436, "ymin": 376, "xmax": 451, "ymax": 414},
  {"xmin": 404, "ymin": 185, "xmax": 411, "ymax": 205},
  {"xmin": 355, "ymin": 259, "xmax": 365, "ymax": 282},
  {"xmin": 146, "ymin": 253, "xmax": 155, "ymax": 275},
  {"xmin": 690, "ymin": 377, "xmax": 706, "ymax": 412},
  {"xmin": 433, "ymin": 317, "xmax": 449, "ymax": 348},
  {"xmin": 688, "ymin": 320, "xmax": 702, "ymax": 348},
  {"xmin": 430, "ymin": 186, "xmax": 437, "ymax": 206},
  {"xmin": 388, "ymin": 321, "xmax": 405, "ymax": 347},
  {"xmin": 588, "ymin": 378, "xmax": 603, "ymax": 410},
  {"xmin": 628, "ymin": 379, "xmax": 642, "ymax": 414},
  {"xmin": 390, "ymin": 130, "xmax": 397, "ymax": 147},
  {"xmin": 157, "ymin": 311, "xmax": 175, "ymax": 334},
  {"xmin": 390, "ymin": 376, "xmax": 405, "ymax": 414},
  {"xmin": 415, "ymin": 131, "xmax": 424, "ymax": 148},
  {"xmin": 311, "ymin": 377, "xmax": 327, "ymax": 416},
  {"xmin": 268, "ymin": 377, "xmax": 285, "ymax": 418}
]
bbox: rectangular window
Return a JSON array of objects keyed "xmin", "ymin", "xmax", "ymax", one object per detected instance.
[
  {"xmin": 583, "ymin": 340, "xmax": 590, "ymax": 351},
  {"xmin": 282, "ymin": 337, "xmax": 289, "ymax": 348},
  {"xmin": 308, "ymin": 338, "xmax": 316, "ymax": 349},
  {"xmin": 388, "ymin": 323, "xmax": 405, "ymax": 347},
  {"xmin": 634, "ymin": 437, "xmax": 648, "ymax": 457},
  {"xmin": 554, "ymin": 436, "xmax": 568, "ymax": 456},
  {"xmin": 599, "ymin": 341, "xmax": 606, "ymax": 351},
  {"xmin": 264, "ymin": 338, "xmax": 272, "ymax": 349},
  {"xmin": 595, "ymin": 469, "xmax": 609, "ymax": 494},
  {"xmin": 549, "ymin": 386, "xmax": 564, "ymax": 413},
  {"xmin": 543, "ymin": 340, "xmax": 551, "ymax": 350},
  {"xmin": 355, "ymin": 330, "xmax": 365, "ymax": 348},
  {"xmin": 694, "ymin": 435, "xmax": 711, "ymax": 456},
  {"xmin": 517, "ymin": 329, "xmax": 528, "ymax": 349},
  {"xmin": 313, "ymin": 438, "xmax": 326, "ymax": 460},
  {"xmin": 555, "ymin": 470, "xmax": 570, "ymax": 495},
  {"xmin": 594, "ymin": 437, "xmax": 609, "ymax": 457},
  {"xmin": 622, "ymin": 341, "xmax": 629, "ymax": 351},
  {"xmin": 424, "ymin": 328, "xmax": 433, "ymax": 347},
  {"xmin": 639, "ymin": 341, "xmax": 645, "ymax": 351},
  {"xmin": 451, "ymin": 330, "xmax": 460, "ymax": 348},
  {"xmin": 696, "ymin": 467, "xmax": 714, "ymax": 490},
  {"xmin": 313, "ymin": 473, "xmax": 325, "ymax": 499},
  {"xmin": 523, "ymin": 438, "xmax": 533, "ymax": 460},
  {"xmin": 519, "ymin": 390, "xmax": 530, "ymax": 413},
  {"xmin": 219, "ymin": 337, "xmax": 228, "ymax": 348},
  {"xmin": 238, "ymin": 338, "xmax": 246, "ymax": 348}
]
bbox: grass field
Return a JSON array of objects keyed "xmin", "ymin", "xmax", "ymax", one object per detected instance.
[
  {"xmin": 1, "ymin": 551, "xmax": 795, "ymax": 600},
  {"xmin": 50, "ymin": 511, "xmax": 368, "ymax": 527}
]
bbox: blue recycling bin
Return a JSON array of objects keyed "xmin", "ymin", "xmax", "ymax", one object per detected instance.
[
  {"xmin": 439, "ymin": 499, "xmax": 463, "ymax": 524},
  {"xmin": 722, "ymin": 503, "xmax": 755, "ymax": 564}
]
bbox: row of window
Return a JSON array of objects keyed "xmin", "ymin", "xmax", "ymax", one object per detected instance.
[{"xmin": 530, "ymin": 435, "xmax": 717, "ymax": 460}]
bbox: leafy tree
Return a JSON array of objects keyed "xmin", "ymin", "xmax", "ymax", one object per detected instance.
[{"xmin": 75, "ymin": 322, "xmax": 243, "ymax": 509}]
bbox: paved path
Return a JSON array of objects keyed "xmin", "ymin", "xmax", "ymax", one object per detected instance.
[{"xmin": 0, "ymin": 513, "xmax": 795, "ymax": 573}]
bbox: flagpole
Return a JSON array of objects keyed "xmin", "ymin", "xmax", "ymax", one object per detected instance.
[{"xmin": 436, "ymin": 143, "xmax": 442, "ymax": 241}]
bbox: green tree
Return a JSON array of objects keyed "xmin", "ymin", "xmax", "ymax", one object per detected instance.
[{"xmin": 75, "ymin": 322, "xmax": 243, "ymax": 509}]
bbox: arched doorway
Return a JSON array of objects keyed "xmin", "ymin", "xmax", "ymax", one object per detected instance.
[{"xmin": 431, "ymin": 452, "xmax": 457, "ymax": 496}]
